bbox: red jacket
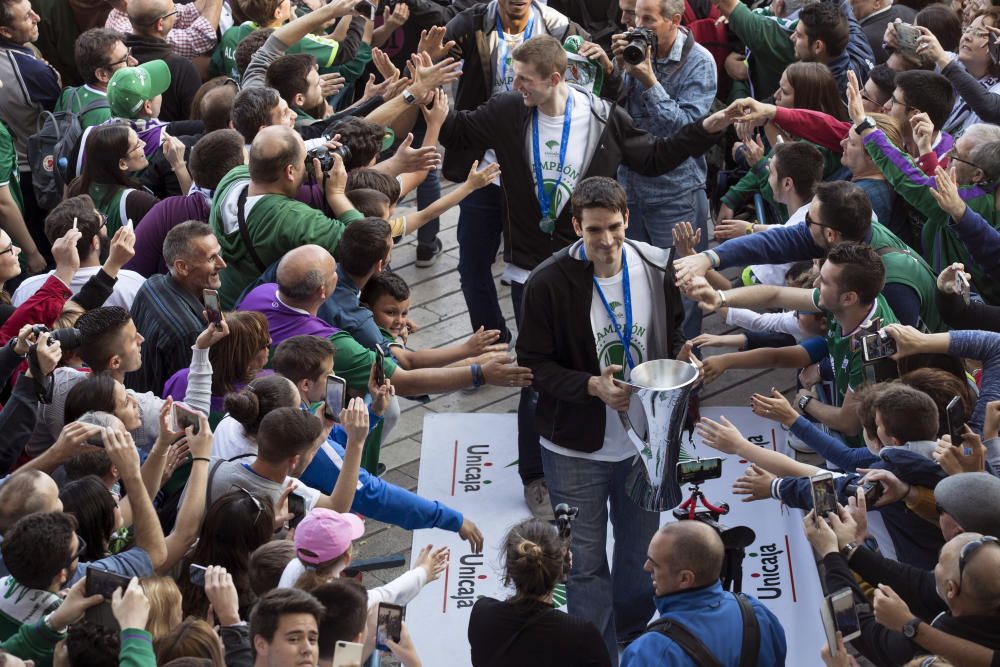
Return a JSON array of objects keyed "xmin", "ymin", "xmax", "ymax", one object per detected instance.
[{"xmin": 0, "ymin": 274, "xmax": 71, "ymax": 345}]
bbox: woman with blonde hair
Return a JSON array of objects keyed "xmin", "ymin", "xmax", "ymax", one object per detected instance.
[
  {"xmin": 154, "ymin": 618, "xmax": 225, "ymax": 667},
  {"xmin": 140, "ymin": 576, "xmax": 183, "ymax": 641}
]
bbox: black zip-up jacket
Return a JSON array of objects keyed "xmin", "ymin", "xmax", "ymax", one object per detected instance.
[
  {"xmin": 124, "ymin": 33, "xmax": 201, "ymax": 122},
  {"xmin": 516, "ymin": 240, "xmax": 684, "ymax": 455},
  {"xmin": 439, "ymin": 0, "xmax": 588, "ymax": 182},
  {"xmin": 439, "ymin": 87, "xmax": 723, "ymax": 271}
]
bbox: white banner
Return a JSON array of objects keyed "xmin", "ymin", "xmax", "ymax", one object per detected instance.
[{"xmin": 407, "ymin": 409, "xmax": 825, "ymax": 666}]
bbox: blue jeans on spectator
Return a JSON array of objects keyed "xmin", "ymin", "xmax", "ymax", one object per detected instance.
[
  {"xmin": 626, "ymin": 188, "xmax": 709, "ymax": 340},
  {"xmin": 457, "ymin": 183, "xmax": 507, "ymax": 336},
  {"xmin": 410, "ymin": 121, "xmax": 440, "ymax": 253},
  {"xmin": 540, "ymin": 446, "xmax": 660, "ymax": 665},
  {"xmin": 511, "ymin": 281, "xmax": 542, "ymax": 485}
]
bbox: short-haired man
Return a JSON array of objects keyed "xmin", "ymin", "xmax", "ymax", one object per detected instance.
[
  {"xmin": 123, "ymin": 0, "xmax": 200, "ymax": 122},
  {"xmin": 126, "ymin": 221, "xmax": 225, "ymax": 394},
  {"xmin": 312, "ymin": 580, "xmax": 368, "ymax": 665},
  {"xmin": 231, "ymin": 86, "xmax": 297, "ymax": 145},
  {"xmin": 250, "ymin": 588, "xmax": 325, "ymax": 667},
  {"xmin": 106, "ymin": 58, "xmax": 171, "ymax": 121},
  {"xmin": 55, "ymin": 28, "xmax": 133, "ymax": 130},
  {"xmin": 265, "ymin": 53, "xmax": 325, "ymax": 125},
  {"xmin": 13, "ymin": 195, "xmax": 145, "ymax": 309},
  {"xmin": 126, "ymin": 128, "xmax": 246, "ymax": 277},
  {"xmin": 689, "ymin": 242, "xmax": 899, "ymax": 442},
  {"xmin": 104, "ymin": 0, "xmax": 221, "ymax": 59},
  {"xmin": 621, "ymin": 522, "xmax": 787, "ymax": 665},
  {"xmin": 853, "ymin": 0, "xmax": 915, "ymax": 63},
  {"xmin": 515, "ymin": 176, "xmax": 690, "ymax": 661},
  {"xmin": 210, "ymin": 125, "xmax": 361, "ymax": 308}
]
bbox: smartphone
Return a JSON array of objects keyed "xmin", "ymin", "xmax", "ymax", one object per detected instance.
[
  {"xmin": 203, "ymin": 289, "xmax": 223, "ymax": 329},
  {"xmin": 820, "ymin": 588, "xmax": 861, "ymax": 654},
  {"xmin": 172, "ymin": 402, "xmax": 202, "ymax": 435},
  {"xmin": 288, "ymin": 493, "xmax": 306, "ymax": 530},
  {"xmin": 332, "ymin": 640, "xmax": 364, "ymax": 667},
  {"xmin": 85, "ymin": 569, "xmax": 132, "ymax": 630},
  {"xmin": 375, "ymin": 603, "xmax": 404, "ymax": 651},
  {"xmin": 354, "ymin": 0, "xmax": 376, "ymax": 20},
  {"xmin": 895, "ymin": 21, "xmax": 921, "ymax": 54},
  {"xmin": 189, "ymin": 563, "xmax": 207, "ymax": 587},
  {"xmin": 810, "ymin": 471, "xmax": 837, "ymax": 518},
  {"xmin": 374, "ymin": 344, "xmax": 386, "ymax": 387},
  {"xmin": 124, "ymin": 218, "xmax": 134, "ymax": 233},
  {"xmin": 85, "ymin": 426, "xmax": 105, "ymax": 447},
  {"xmin": 861, "ymin": 330, "xmax": 898, "ymax": 363},
  {"xmin": 946, "ymin": 395, "xmax": 965, "ymax": 447},
  {"xmin": 676, "ymin": 457, "xmax": 724, "ymax": 485},
  {"xmin": 955, "ymin": 272, "xmax": 971, "ymax": 305},
  {"xmin": 324, "ymin": 374, "xmax": 347, "ymax": 422}
]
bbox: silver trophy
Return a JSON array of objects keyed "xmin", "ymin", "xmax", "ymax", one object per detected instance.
[{"xmin": 618, "ymin": 359, "xmax": 700, "ymax": 511}]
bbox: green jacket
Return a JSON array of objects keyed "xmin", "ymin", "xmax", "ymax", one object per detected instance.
[
  {"xmin": 726, "ymin": 3, "xmax": 796, "ymax": 100},
  {"xmin": 120, "ymin": 628, "xmax": 156, "ymax": 667}
]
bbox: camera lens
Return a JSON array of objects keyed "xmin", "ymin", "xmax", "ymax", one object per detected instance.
[
  {"xmin": 622, "ymin": 42, "xmax": 646, "ymax": 65},
  {"xmin": 49, "ymin": 327, "xmax": 82, "ymax": 349}
]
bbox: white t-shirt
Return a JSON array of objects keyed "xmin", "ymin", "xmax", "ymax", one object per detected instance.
[
  {"xmin": 748, "ymin": 202, "xmax": 809, "ymax": 286},
  {"xmin": 541, "ymin": 244, "xmax": 652, "ymax": 462},
  {"xmin": 528, "ymin": 87, "xmax": 591, "ymax": 222},
  {"xmin": 13, "ymin": 266, "xmax": 146, "ymax": 310}
]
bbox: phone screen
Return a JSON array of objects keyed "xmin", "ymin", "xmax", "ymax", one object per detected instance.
[
  {"xmin": 895, "ymin": 22, "xmax": 920, "ymax": 53},
  {"xmin": 376, "ymin": 603, "xmax": 404, "ymax": 651},
  {"xmin": 811, "ymin": 474, "xmax": 837, "ymax": 517},
  {"xmin": 203, "ymin": 289, "xmax": 223, "ymax": 327},
  {"xmin": 676, "ymin": 458, "xmax": 723, "ymax": 484},
  {"xmin": 324, "ymin": 375, "xmax": 346, "ymax": 422},
  {"xmin": 189, "ymin": 564, "xmax": 207, "ymax": 587},
  {"xmin": 173, "ymin": 403, "xmax": 201, "ymax": 434},
  {"xmin": 374, "ymin": 344, "xmax": 386, "ymax": 387},
  {"xmin": 947, "ymin": 396, "xmax": 964, "ymax": 446},
  {"xmin": 830, "ymin": 589, "xmax": 861, "ymax": 640},
  {"xmin": 86, "ymin": 568, "xmax": 132, "ymax": 599},
  {"xmin": 288, "ymin": 493, "xmax": 306, "ymax": 529},
  {"xmin": 354, "ymin": 0, "xmax": 376, "ymax": 20}
]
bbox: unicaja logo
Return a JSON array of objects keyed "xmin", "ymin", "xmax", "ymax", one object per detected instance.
[
  {"xmin": 748, "ymin": 542, "xmax": 792, "ymax": 601},
  {"xmin": 457, "ymin": 444, "xmax": 493, "ymax": 493},
  {"xmin": 449, "ymin": 553, "xmax": 486, "ymax": 609}
]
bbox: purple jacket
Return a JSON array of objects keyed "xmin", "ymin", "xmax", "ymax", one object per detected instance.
[
  {"xmin": 126, "ymin": 193, "xmax": 211, "ymax": 277},
  {"xmin": 237, "ymin": 283, "xmax": 339, "ymax": 346}
]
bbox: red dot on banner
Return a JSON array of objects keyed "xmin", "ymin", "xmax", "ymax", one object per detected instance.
[
  {"xmin": 484, "ymin": 462, "xmax": 493, "ymax": 467},
  {"xmin": 751, "ymin": 573, "xmax": 761, "ymax": 578},
  {"xmin": 739, "ymin": 459, "xmax": 748, "ymax": 464},
  {"xmin": 478, "ymin": 575, "xmax": 487, "ymax": 580}
]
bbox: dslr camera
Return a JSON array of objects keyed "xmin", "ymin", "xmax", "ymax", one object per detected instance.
[
  {"xmin": 622, "ymin": 28, "xmax": 658, "ymax": 65},
  {"xmin": 30, "ymin": 324, "xmax": 82, "ymax": 349},
  {"xmin": 306, "ymin": 144, "xmax": 351, "ymax": 173}
]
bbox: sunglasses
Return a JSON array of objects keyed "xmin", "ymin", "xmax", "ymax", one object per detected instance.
[
  {"xmin": 65, "ymin": 534, "xmax": 88, "ymax": 568},
  {"xmin": 958, "ymin": 535, "xmax": 999, "ymax": 586},
  {"xmin": 231, "ymin": 485, "xmax": 265, "ymax": 526},
  {"xmin": 805, "ymin": 211, "xmax": 837, "ymax": 231}
]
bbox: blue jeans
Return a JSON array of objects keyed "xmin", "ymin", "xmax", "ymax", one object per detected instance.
[
  {"xmin": 457, "ymin": 183, "xmax": 508, "ymax": 336},
  {"xmin": 410, "ymin": 121, "xmax": 440, "ymax": 251},
  {"xmin": 539, "ymin": 447, "xmax": 660, "ymax": 665},
  {"xmin": 626, "ymin": 188, "xmax": 710, "ymax": 341}
]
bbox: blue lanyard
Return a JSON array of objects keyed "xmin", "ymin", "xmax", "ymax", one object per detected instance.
[
  {"xmin": 531, "ymin": 92, "xmax": 573, "ymax": 222},
  {"xmin": 496, "ymin": 11, "xmax": 535, "ymax": 90},
  {"xmin": 580, "ymin": 245, "xmax": 635, "ymax": 370}
]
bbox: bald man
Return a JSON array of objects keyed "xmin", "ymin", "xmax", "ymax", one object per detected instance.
[
  {"xmin": 621, "ymin": 522, "xmax": 787, "ymax": 667},
  {"xmin": 124, "ymin": 0, "xmax": 200, "ymax": 121},
  {"xmin": 238, "ymin": 244, "xmax": 533, "ymax": 397},
  {"xmin": 210, "ymin": 125, "xmax": 362, "ymax": 309},
  {"xmin": 806, "ymin": 510, "xmax": 1000, "ymax": 666}
]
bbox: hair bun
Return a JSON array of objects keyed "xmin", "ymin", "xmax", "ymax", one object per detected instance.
[{"xmin": 517, "ymin": 540, "xmax": 544, "ymax": 561}]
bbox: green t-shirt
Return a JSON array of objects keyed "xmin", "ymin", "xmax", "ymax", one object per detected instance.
[
  {"xmin": 210, "ymin": 21, "xmax": 341, "ymax": 81},
  {"xmin": 209, "ymin": 165, "xmax": 362, "ymax": 308},
  {"xmin": 0, "ymin": 121, "xmax": 23, "ymax": 213},
  {"xmin": 55, "ymin": 85, "xmax": 113, "ymax": 130},
  {"xmin": 329, "ymin": 331, "xmax": 397, "ymax": 393}
]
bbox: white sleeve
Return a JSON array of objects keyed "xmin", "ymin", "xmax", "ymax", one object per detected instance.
[
  {"xmin": 184, "ymin": 346, "xmax": 213, "ymax": 417},
  {"xmin": 365, "ymin": 567, "xmax": 429, "ymax": 608},
  {"xmin": 725, "ymin": 307, "xmax": 803, "ymax": 338}
]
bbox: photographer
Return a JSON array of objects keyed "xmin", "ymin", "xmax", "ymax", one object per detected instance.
[{"xmin": 467, "ymin": 518, "xmax": 609, "ymax": 667}]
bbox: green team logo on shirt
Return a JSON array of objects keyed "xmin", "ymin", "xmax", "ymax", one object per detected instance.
[
  {"xmin": 539, "ymin": 171, "xmax": 578, "ymax": 218},
  {"xmin": 595, "ymin": 319, "xmax": 646, "ymax": 379}
]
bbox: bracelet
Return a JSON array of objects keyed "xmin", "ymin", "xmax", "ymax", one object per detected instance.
[
  {"xmin": 191, "ymin": 457, "xmax": 211, "ymax": 463},
  {"xmin": 702, "ymin": 250, "xmax": 720, "ymax": 268},
  {"xmin": 470, "ymin": 363, "xmax": 483, "ymax": 388},
  {"xmin": 717, "ymin": 290, "xmax": 728, "ymax": 308},
  {"xmin": 745, "ymin": 223, "xmax": 754, "ymax": 235}
]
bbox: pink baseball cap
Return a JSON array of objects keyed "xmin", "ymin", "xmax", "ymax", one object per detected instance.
[{"xmin": 294, "ymin": 508, "xmax": 365, "ymax": 565}]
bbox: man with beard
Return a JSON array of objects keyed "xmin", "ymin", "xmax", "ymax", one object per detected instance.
[
  {"xmin": 12, "ymin": 195, "xmax": 146, "ymax": 309},
  {"xmin": 126, "ymin": 220, "xmax": 226, "ymax": 394}
]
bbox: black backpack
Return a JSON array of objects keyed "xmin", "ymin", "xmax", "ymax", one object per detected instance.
[
  {"xmin": 645, "ymin": 592, "xmax": 761, "ymax": 667},
  {"xmin": 27, "ymin": 88, "xmax": 109, "ymax": 210}
]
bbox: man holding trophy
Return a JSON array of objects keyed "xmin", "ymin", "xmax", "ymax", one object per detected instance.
[{"xmin": 516, "ymin": 176, "xmax": 699, "ymax": 664}]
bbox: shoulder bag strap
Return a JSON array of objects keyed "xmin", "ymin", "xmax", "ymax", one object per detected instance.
[
  {"xmin": 485, "ymin": 607, "xmax": 554, "ymax": 667},
  {"xmin": 205, "ymin": 458, "xmax": 228, "ymax": 510},
  {"xmin": 236, "ymin": 184, "xmax": 268, "ymax": 273},
  {"xmin": 645, "ymin": 616, "xmax": 724, "ymax": 667},
  {"xmin": 735, "ymin": 593, "xmax": 761, "ymax": 667}
]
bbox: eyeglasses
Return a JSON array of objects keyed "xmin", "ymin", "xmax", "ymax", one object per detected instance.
[
  {"xmin": 138, "ymin": 8, "xmax": 178, "ymax": 25},
  {"xmin": 957, "ymin": 535, "xmax": 999, "ymax": 586},
  {"xmin": 805, "ymin": 211, "xmax": 836, "ymax": 231},
  {"xmin": 962, "ymin": 26, "xmax": 990, "ymax": 39},
  {"xmin": 886, "ymin": 95, "xmax": 916, "ymax": 112},
  {"xmin": 105, "ymin": 46, "xmax": 132, "ymax": 70},
  {"xmin": 945, "ymin": 147, "xmax": 986, "ymax": 174},
  {"xmin": 231, "ymin": 485, "xmax": 265, "ymax": 526},
  {"xmin": 0, "ymin": 242, "xmax": 14, "ymax": 257},
  {"xmin": 860, "ymin": 91, "xmax": 881, "ymax": 107},
  {"xmin": 65, "ymin": 534, "xmax": 88, "ymax": 569}
]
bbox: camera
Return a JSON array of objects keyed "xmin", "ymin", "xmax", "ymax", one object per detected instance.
[
  {"xmin": 554, "ymin": 503, "xmax": 578, "ymax": 540},
  {"xmin": 307, "ymin": 144, "xmax": 351, "ymax": 173},
  {"xmin": 844, "ymin": 479, "xmax": 884, "ymax": 506},
  {"xmin": 622, "ymin": 28, "xmax": 657, "ymax": 65},
  {"xmin": 30, "ymin": 324, "xmax": 82, "ymax": 349}
]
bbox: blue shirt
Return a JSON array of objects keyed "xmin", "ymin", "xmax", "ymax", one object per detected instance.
[{"xmin": 317, "ymin": 265, "xmax": 384, "ymax": 350}]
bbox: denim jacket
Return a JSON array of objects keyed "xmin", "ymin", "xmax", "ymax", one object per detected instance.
[{"xmin": 615, "ymin": 30, "xmax": 717, "ymax": 196}]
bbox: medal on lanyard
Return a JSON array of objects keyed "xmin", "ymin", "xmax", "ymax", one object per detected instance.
[
  {"xmin": 532, "ymin": 93, "xmax": 573, "ymax": 235},
  {"xmin": 496, "ymin": 11, "xmax": 535, "ymax": 90},
  {"xmin": 580, "ymin": 245, "xmax": 636, "ymax": 370}
]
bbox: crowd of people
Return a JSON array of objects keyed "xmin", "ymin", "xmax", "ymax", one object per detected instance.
[{"xmin": 0, "ymin": 0, "xmax": 998, "ymax": 663}]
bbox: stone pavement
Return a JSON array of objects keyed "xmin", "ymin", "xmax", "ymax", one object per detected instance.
[{"xmin": 353, "ymin": 182, "xmax": 798, "ymax": 586}]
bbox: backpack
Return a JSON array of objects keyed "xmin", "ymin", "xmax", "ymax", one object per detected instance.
[
  {"xmin": 27, "ymin": 88, "xmax": 109, "ymax": 210},
  {"xmin": 683, "ymin": 0, "xmax": 734, "ymax": 99}
]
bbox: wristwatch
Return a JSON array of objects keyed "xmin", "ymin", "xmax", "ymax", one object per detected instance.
[
  {"xmin": 902, "ymin": 617, "xmax": 922, "ymax": 638},
  {"xmin": 841, "ymin": 542, "xmax": 861, "ymax": 560},
  {"xmin": 853, "ymin": 116, "xmax": 876, "ymax": 135},
  {"xmin": 401, "ymin": 89, "xmax": 418, "ymax": 105},
  {"xmin": 798, "ymin": 394, "xmax": 813, "ymax": 413}
]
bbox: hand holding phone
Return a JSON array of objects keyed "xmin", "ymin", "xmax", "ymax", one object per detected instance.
[
  {"xmin": 895, "ymin": 21, "xmax": 921, "ymax": 53},
  {"xmin": 375, "ymin": 603, "xmax": 404, "ymax": 652},
  {"xmin": 354, "ymin": 0, "xmax": 376, "ymax": 20},
  {"xmin": 955, "ymin": 272, "xmax": 971, "ymax": 305},
  {"xmin": 820, "ymin": 588, "xmax": 861, "ymax": 655},
  {"xmin": 332, "ymin": 640, "xmax": 363, "ymax": 667},
  {"xmin": 189, "ymin": 563, "xmax": 207, "ymax": 587},
  {"xmin": 374, "ymin": 344, "xmax": 386, "ymax": 387},
  {"xmin": 203, "ymin": 289, "xmax": 223, "ymax": 329},
  {"xmin": 946, "ymin": 395, "xmax": 965, "ymax": 447},
  {"xmin": 810, "ymin": 472, "xmax": 837, "ymax": 518},
  {"xmin": 172, "ymin": 402, "xmax": 202, "ymax": 435},
  {"xmin": 324, "ymin": 374, "xmax": 347, "ymax": 422}
]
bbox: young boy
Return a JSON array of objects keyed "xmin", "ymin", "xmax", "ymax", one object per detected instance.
[{"xmin": 361, "ymin": 272, "xmax": 507, "ymax": 371}]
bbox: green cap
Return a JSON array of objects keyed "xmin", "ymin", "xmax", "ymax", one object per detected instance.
[{"xmin": 107, "ymin": 60, "xmax": 171, "ymax": 119}]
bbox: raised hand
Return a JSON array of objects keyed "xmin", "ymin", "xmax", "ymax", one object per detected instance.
[
  {"xmin": 733, "ymin": 463, "xmax": 774, "ymax": 502},
  {"xmin": 413, "ymin": 544, "xmax": 450, "ymax": 582},
  {"xmin": 935, "ymin": 262, "xmax": 971, "ymax": 295},
  {"xmin": 458, "ymin": 517, "xmax": 483, "ymax": 553},
  {"xmin": 465, "ymin": 159, "xmax": 501, "ymax": 190},
  {"xmin": 417, "ymin": 25, "xmax": 456, "ymax": 61},
  {"xmin": 671, "ymin": 221, "xmax": 701, "ymax": 258},
  {"xmin": 463, "ymin": 326, "xmax": 502, "ymax": 356},
  {"xmin": 929, "ymin": 166, "xmax": 967, "ymax": 220},
  {"xmin": 713, "ymin": 218, "xmax": 753, "ymax": 241},
  {"xmin": 482, "ymin": 356, "xmax": 533, "ymax": 389},
  {"xmin": 104, "ymin": 224, "xmax": 136, "ymax": 276},
  {"xmin": 750, "ymin": 388, "xmax": 799, "ymax": 427}
]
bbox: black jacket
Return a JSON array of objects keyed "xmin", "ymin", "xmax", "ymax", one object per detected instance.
[
  {"xmin": 124, "ymin": 34, "xmax": 201, "ymax": 122},
  {"xmin": 516, "ymin": 240, "xmax": 684, "ymax": 454},
  {"xmin": 848, "ymin": 545, "xmax": 945, "ymax": 623},
  {"xmin": 439, "ymin": 0, "xmax": 588, "ymax": 182},
  {"xmin": 439, "ymin": 87, "xmax": 722, "ymax": 271},
  {"xmin": 823, "ymin": 552, "xmax": 1000, "ymax": 667}
]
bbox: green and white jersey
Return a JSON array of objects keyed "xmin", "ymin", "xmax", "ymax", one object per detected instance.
[
  {"xmin": 55, "ymin": 85, "xmax": 112, "ymax": 129},
  {"xmin": 210, "ymin": 21, "xmax": 340, "ymax": 81},
  {"xmin": 0, "ymin": 120, "xmax": 23, "ymax": 213}
]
